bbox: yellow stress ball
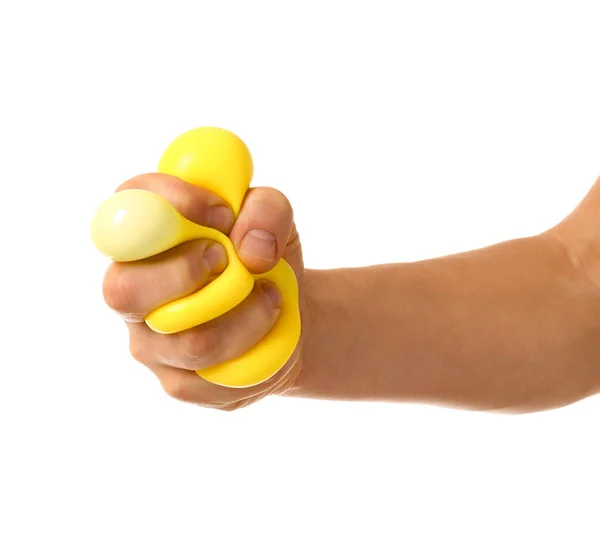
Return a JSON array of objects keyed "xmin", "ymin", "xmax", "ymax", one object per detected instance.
[{"xmin": 91, "ymin": 127, "xmax": 301, "ymax": 388}]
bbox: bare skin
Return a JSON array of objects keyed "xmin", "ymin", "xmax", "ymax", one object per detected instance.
[{"xmin": 102, "ymin": 174, "xmax": 600, "ymax": 413}]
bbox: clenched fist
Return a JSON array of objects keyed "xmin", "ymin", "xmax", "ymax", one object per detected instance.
[{"xmin": 102, "ymin": 173, "xmax": 306, "ymax": 410}]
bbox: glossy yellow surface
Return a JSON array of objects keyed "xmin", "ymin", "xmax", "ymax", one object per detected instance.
[
  {"xmin": 158, "ymin": 126, "xmax": 253, "ymax": 217},
  {"xmin": 91, "ymin": 127, "xmax": 301, "ymax": 388}
]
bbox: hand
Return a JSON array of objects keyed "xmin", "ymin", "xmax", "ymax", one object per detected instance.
[{"xmin": 102, "ymin": 173, "xmax": 306, "ymax": 410}]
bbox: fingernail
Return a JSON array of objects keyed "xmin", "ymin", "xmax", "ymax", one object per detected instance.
[
  {"xmin": 239, "ymin": 229, "xmax": 277, "ymax": 261},
  {"xmin": 203, "ymin": 243, "xmax": 227, "ymax": 273},
  {"xmin": 260, "ymin": 281, "xmax": 282, "ymax": 308},
  {"xmin": 208, "ymin": 205, "xmax": 234, "ymax": 232}
]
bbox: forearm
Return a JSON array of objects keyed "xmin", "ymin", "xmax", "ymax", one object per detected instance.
[{"xmin": 288, "ymin": 234, "xmax": 600, "ymax": 412}]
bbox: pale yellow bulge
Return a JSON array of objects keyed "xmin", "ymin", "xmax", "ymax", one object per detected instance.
[
  {"xmin": 90, "ymin": 127, "xmax": 301, "ymax": 388},
  {"xmin": 91, "ymin": 189, "xmax": 184, "ymax": 262}
]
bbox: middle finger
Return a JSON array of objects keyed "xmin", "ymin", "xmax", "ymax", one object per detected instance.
[{"xmin": 103, "ymin": 240, "xmax": 227, "ymax": 322}]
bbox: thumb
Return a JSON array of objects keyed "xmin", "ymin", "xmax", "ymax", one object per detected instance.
[{"xmin": 229, "ymin": 187, "xmax": 295, "ymax": 274}]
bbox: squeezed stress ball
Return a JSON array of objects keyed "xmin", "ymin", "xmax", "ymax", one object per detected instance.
[{"xmin": 91, "ymin": 127, "xmax": 301, "ymax": 388}]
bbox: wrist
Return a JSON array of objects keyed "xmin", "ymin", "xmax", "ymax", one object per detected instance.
[{"xmin": 284, "ymin": 267, "xmax": 353, "ymax": 398}]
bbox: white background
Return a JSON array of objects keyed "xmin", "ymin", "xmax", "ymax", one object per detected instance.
[{"xmin": 1, "ymin": 1, "xmax": 600, "ymax": 544}]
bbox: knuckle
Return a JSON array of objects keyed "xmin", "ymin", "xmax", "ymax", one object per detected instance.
[
  {"xmin": 179, "ymin": 328, "xmax": 219, "ymax": 365},
  {"xmin": 266, "ymin": 188, "xmax": 293, "ymax": 217},
  {"xmin": 115, "ymin": 173, "xmax": 160, "ymax": 192},
  {"xmin": 161, "ymin": 375, "xmax": 195, "ymax": 403},
  {"xmin": 263, "ymin": 186, "xmax": 290, "ymax": 205},
  {"xmin": 102, "ymin": 267, "xmax": 133, "ymax": 312},
  {"xmin": 252, "ymin": 187, "xmax": 292, "ymax": 214},
  {"xmin": 275, "ymin": 189, "xmax": 293, "ymax": 212},
  {"xmin": 102, "ymin": 268, "xmax": 137, "ymax": 314}
]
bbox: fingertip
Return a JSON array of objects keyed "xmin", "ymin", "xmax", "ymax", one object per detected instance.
[
  {"xmin": 207, "ymin": 205, "xmax": 234, "ymax": 232},
  {"xmin": 203, "ymin": 242, "xmax": 228, "ymax": 274},
  {"xmin": 258, "ymin": 280, "xmax": 282, "ymax": 308},
  {"xmin": 239, "ymin": 229, "xmax": 278, "ymax": 263},
  {"xmin": 231, "ymin": 187, "xmax": 294, "ymax": 273},
  {"xmin": 115, "ymin": 173, "xmax": 235, "ymax": 232}
]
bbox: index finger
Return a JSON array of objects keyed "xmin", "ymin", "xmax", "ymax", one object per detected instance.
[{"xmin": 117, "ymin": 173, "xmax": 234, "ymax": 233}]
